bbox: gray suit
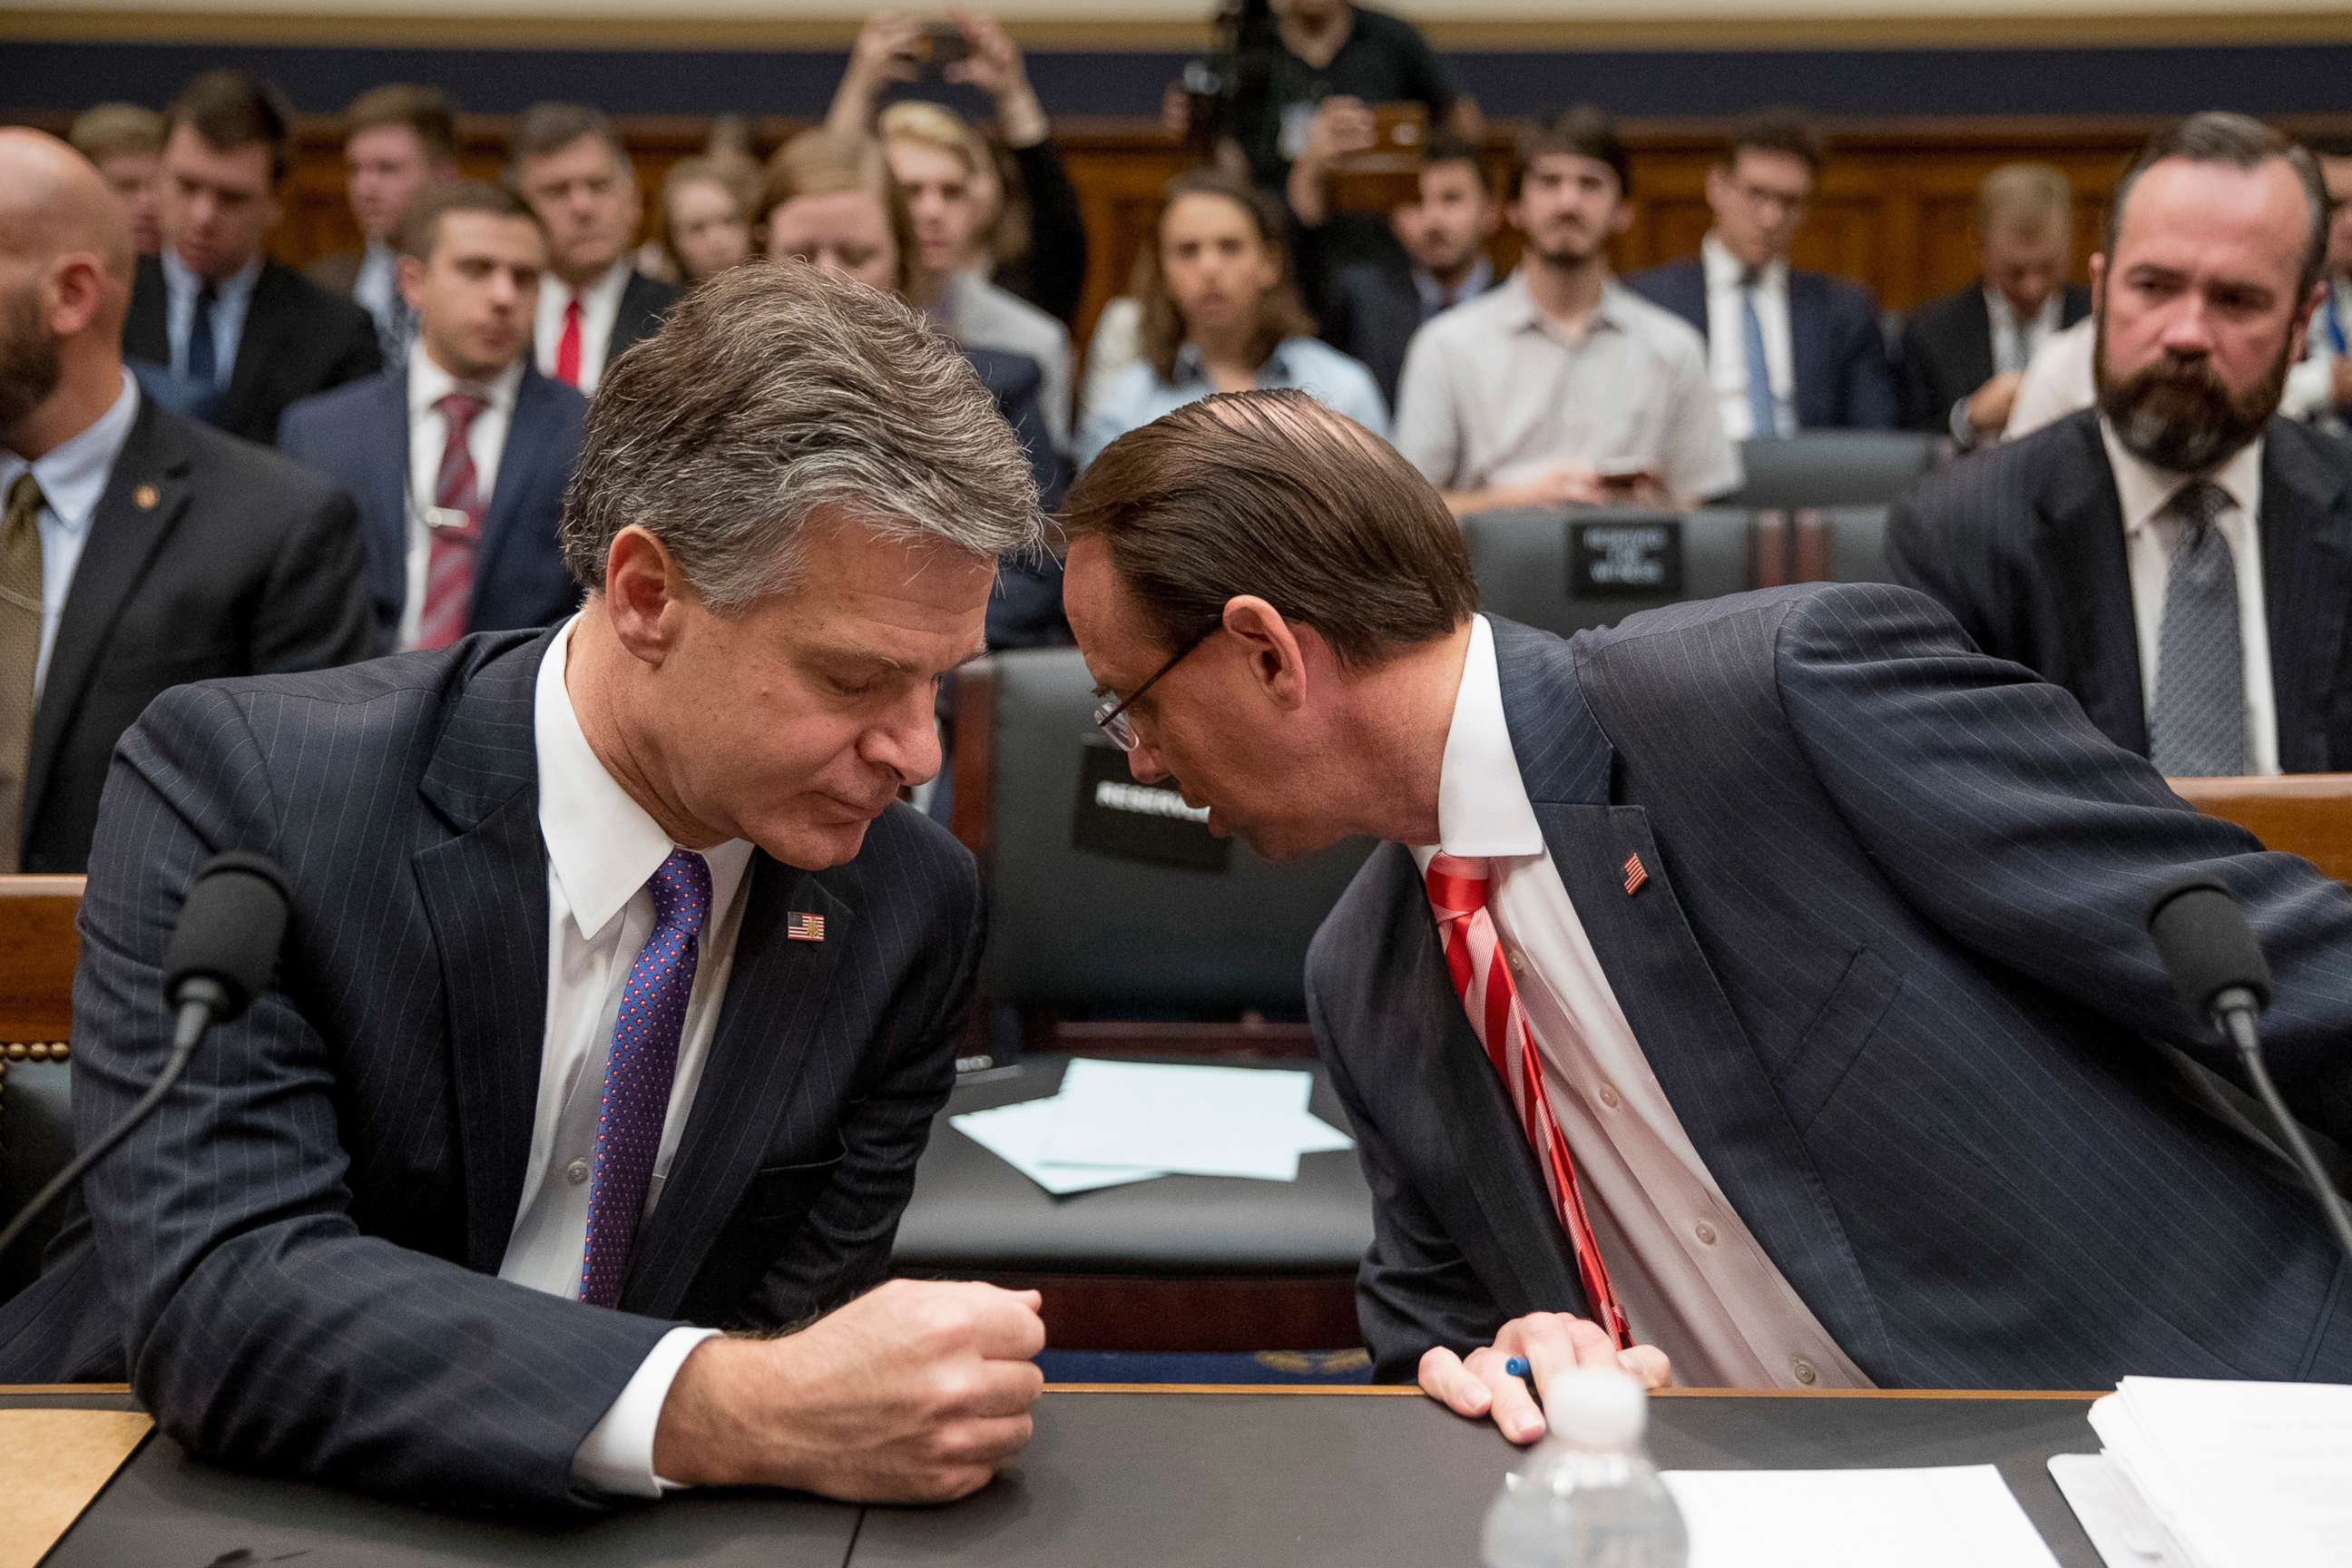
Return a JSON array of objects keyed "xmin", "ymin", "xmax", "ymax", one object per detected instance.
[
  {"xmin": 1308, "ymin": 592, "xmax": 2352, "ymax": 1388},
  {"xmin": 0, "ymin": 629, "xmax": 983, "ymax": 1510}
]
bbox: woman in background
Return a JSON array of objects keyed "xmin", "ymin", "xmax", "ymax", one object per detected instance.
[{"xmin": 647, "ymin": 153, "xmax": 760, "ymax": 285}]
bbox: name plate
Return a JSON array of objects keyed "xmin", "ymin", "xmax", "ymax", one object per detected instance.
[
  {"xmin": 1570, "ymin": 518, "xmax": 1684, "ymax": 598},
  {"xmin": 1069, "ymin": 742, "xmax": 1232, "ymax": 872}
]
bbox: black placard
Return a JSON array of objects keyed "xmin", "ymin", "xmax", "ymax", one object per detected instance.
[
  {"xmin": 1570, "ymin": 517, "xmax": 1684, "ymax": 598},
  {"xmin": 1069, "ymin": 742, "xmax": 1234, "ymax": 872}
]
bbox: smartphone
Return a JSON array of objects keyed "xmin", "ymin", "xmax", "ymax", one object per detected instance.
[
  {"xmin": 919, "ymin": 21, "xmax": 971, "ymax": 75},
  {"xmin": 1595, "ymin": 457, "xmax": 1661, "ymax": 497}
]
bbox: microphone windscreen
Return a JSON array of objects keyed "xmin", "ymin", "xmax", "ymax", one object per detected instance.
[
  {"xmin": 162, "ymin": 852, "xmax": 293, "ymax": 1024},
  {"xmin": 2146, "ymin": 873, "xmax": 2273, "ymax": 1022}
]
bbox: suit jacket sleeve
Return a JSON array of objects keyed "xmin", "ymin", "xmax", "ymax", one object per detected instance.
[
  {"xmin": 1305, "ymin": 960, "xmax": 1510, "ymax": 1381},
  {"xmin": 741, "ymin": 835, "xmax": 977, "ymax": 1327},
  {"xmin": 321, "ymin": 308, "xmax": 386, "ymax": 400},
  {"xmin": 1838, "ymin": 291, "xmax": 1900, "ymax": 430},
  {"xmin": 249, "ymin": 479, "xmax": 377, "ymax": 674},
  {"xmin": 1007, "ymin": 139, "xmax": 1088, "ymax": 328},
  {"xmin": 1768, "ymin": 583, "xmax": 2352, "ymax": 1144},
  {"xmin": 1880, "ymin": 476, "xmax": 1999, "ymax": 657},
  {"xmin": 1895, "ymin": 317, "xmax": 1943, "ymax": 434},
  {"xmin": 75, "ymin": 683, "xmax": 679, "ymax": 1511}
]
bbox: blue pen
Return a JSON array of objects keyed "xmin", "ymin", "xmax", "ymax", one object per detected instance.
[{"xmin": 1504, "ymin": 1356, "xmax": 1530, "ymax": 1378}]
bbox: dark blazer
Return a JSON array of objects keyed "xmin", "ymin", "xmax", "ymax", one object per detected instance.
[
  {"xmin": 1886, "ymin": 409, "xmax": 2352, "ymax": 770},
  {"xmin": 965, "ymin": 344, "xmax": 1072, "ymax": 649},
  {"xmin": 16, "ymin": 397, "xmax": 374, "ymax": 875},
  {"xmin": 278, "ymin": 365, "xmax": 587, "ymax": 651},
  {"xmin": 605, "ymin": 270, "xmax": 680, "ymax": 377},
  {"xmin": 122, "ymin": 256, "xmax": 383, "ymax": 446},
  {"xmin": 303, "ymin": 247, "xmax": 365, "ymax": 298},
  {"xmin": 1625, "ymin": 255, "xmax": 1899, "ymax": 431},
  {"xmin": 0, "ymin": 629, "xmax": 983, "ymax": 1510},
  {"xmin": 1308, "ymin": 594, "xmax": 2352, "ymax": 1390},
  {"xmin": 1896, "ymin": 281, "xmax": 2092, "ymax": 433},
  {"xmin": 1320, "ymin": 260, "xmax": 1497, "ymax": 410}
]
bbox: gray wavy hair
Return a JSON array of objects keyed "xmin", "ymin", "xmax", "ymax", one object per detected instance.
[{"xmin": 560, "ymin": 259, "xmax": 1044, "ymax": 609}]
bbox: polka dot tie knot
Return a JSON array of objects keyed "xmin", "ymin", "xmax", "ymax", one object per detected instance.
[{"xmin": 578, "ymin": 848, "xmax": 712, "ymax": 1308}]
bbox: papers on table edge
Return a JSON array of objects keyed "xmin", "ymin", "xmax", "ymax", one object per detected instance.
[
  {"xmin": 949, "ymin": 1058, "xmax": 1354, "ymax": 1195},
  {"xmin": 1661, "ymin": 1464, "xmax": 2063, "ymax": 1568}
]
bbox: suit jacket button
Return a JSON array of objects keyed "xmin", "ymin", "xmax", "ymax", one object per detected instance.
[{"xmin": 565, "ymin": 1159, "xmax": 590, "ymax": 1185}]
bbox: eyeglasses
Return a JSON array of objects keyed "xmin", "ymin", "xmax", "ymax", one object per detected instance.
[{"xmin": 1092, "ymin": 627, "xmax": 1214, "ymax": 752}]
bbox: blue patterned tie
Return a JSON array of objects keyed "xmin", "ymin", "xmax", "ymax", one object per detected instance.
[
  {"xmin": 2148, "ymin": 482, "xmax": 2247, "ymax": 778},
  {"xmin": 578, "ymin": 848, "xmax": 712, "ymax": 1308},
  {"xmin": 187, "ymin": 280, "xmax": 220, "ymax": 387},
  {"xmin": 1740, "ymin": 272, "xmax": 1779, "ymax": 438}
]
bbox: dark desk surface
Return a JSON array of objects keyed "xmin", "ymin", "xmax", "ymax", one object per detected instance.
[{"xmin": 16, "ymin": 1385, "xmax": 2101, "ymax": 1567}]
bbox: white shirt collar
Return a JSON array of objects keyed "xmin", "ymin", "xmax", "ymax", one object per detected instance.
[
  {"xmin": 0, "ymin": 370, "xmax": 141, "ymax": 538},
  {"xmin": 407, "ymin": 346, "xmax": 525, "ymax": 425},
  {"xmin": 557, "ymin": 257, "xmax": 633, "ymax": 314},
  {"xmin": 2098, "ymin": 416, "xmax": 2265, "ymax": 539},
  {"xmin": 1703, "ymin": 233, "xmax": 1784, "ymax": 293},
  {"xmin": 162, "ymin": 245, "xmax": 264, "ymax": 304},
  {"xmin": 533, "ymin": 615, "xmax": 756, "ymax": 942},
  {"xmin": 1984, "ymin": 287, "xmax": 2063, "ymax": 338},
  {"xmin": 1420, "ymin": 614, "xmax": 1544, "ymax": 858}
]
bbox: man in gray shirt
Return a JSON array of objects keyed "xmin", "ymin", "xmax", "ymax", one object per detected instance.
[{"xmin": 1395, "ymin": 108, "xmax": 1740, "ymax": 516}]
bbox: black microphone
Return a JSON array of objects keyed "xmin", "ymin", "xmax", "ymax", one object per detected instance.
[
  {"xmin": 0, "ymin": 852, "xmax": 291, "ymax": 1259},
  {"xmin": 2147, "ymin": 873, "xmax": 2352, "ymax": 1269}
]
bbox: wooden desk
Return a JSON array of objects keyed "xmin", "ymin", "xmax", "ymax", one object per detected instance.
[{"xmin": 14, "ymin": 1384, "xmax": 2103, "ymax": 1566}]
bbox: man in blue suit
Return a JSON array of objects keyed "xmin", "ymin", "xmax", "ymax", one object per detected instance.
[
  {"xmin": 281, "ymin": 181, "xmax": 583, "ymax": 653},
  {"xmin": 1061, "ymin": 389, "xmax": 2352, "ymax": 1440},
  {"xmin": 1626, "ymin": 110, "xmax": 1898, "ymax": 435},
  {"xmin": 2, "ymin": 263, "xmax": 1053, "ymax": 1510}
]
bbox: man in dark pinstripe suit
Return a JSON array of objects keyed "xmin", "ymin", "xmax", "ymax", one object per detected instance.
[
  {"xmin": 1, "ymin": 264, "xmax": 1053, "ymax": 1510},
  {"xmin": 1063, "ymin": 389, "xmax": 2352, "ymax": 1444}
]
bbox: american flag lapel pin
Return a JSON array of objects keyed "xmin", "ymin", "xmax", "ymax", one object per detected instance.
[
  {"xmin": 786, "ymin": 911, "xmax": 827, "ymax": 942},
  {"xmin": 1622, "ymin": 853, "xmax": 1650, "ymax": 897}
]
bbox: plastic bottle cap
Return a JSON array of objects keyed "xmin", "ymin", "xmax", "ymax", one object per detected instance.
[{"xmin": 1545, "ymin": 1367, "xmax": 1648, "ymax": 1451}]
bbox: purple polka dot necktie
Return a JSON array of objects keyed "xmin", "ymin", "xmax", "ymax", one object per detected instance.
[{"xmin": 578, "ymin": 848, "xmax": 712, "ymax": 1308}]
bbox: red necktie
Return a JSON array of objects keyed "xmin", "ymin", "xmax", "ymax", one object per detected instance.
[
  {"xmin": 414, "ymin": 390, "xmax": 486, "ymax": 651},
  {"xmin": 1425, "ymin": 852, "xmax": 1632, "ymax": 1348},
  {"xmin": 554, "ymin": 298, "xmax": 583, "ymax": 387}
]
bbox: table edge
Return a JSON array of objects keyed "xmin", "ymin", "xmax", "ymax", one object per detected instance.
[{"xmin": 1042, "ymin": 1383, "xmax": 2103, "ymax": 1400}]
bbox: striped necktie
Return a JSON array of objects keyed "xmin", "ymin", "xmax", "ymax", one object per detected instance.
[
  {"xmin": 412, "ymin": 391, "xmax": 487, "ymax": 651},
  {"xmin": 2148, "ymin": 481, "xmax": 2247, "ymax": 778}
]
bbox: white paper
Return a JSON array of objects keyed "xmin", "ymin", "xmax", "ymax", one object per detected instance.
[
  {"xmin": 949, "ymin": 1097, "xmax": 1169, "ymax": 1195},
  {"xmin": 1039, "ymin": 1059, "xmax": 1332, "ymax": 1181},
  {"xmin": 1661, "ymin": 1465, "xmax": 2063, "ymax": 1568},
  {"xmin": 2049, "ymin": 1452, "xmax": 2186, "ymax": 1567},
  {"xmin": 2089, "ymin": 1377, "xmax": 2352, "ymax": 1568}
]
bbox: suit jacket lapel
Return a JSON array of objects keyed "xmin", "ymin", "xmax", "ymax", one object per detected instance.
[
  {"xmin": 220, "ymin": 262, "xmax": 295, "ymax": 435},
  {"xmin": 360, "ymin": 374, "xmax": 411, "ymax": 625},
  {"xmin": 124, "ymin": 258, "xmax": 169, "ymax": 365},
  {"xmin": 2257, "ymin": 426, "xmax": 2352, "ymax": 772},
  {"xmin": 621, "ymin": 860, "xmax": 846, "ymax": 1316},
  {"xmin": 475, "ymin": 368, "xmax": 556, "ymax": 593},
  {"xmin": 25, "ymin": 398, "xmax": 189, "ymax": 833},
  {"xmin": 2037, "ymin": 417, "xmax": 2148, "ymax": 753},
  {"xmin": 1949, "ymin": 288, "xmax": 1995, "ymax": 395},
  {"xmin": 410, "ymin": 632, "xmax": 554, "ymax": 1272},
  {"xmin": 1788, "ymin": 273, "xmax": 1828, "ymax": 430}
]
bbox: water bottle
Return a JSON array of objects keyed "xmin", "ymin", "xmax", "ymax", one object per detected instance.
[{"xmin": 1479, "ymin": 1367, "xmax": 1689, "ymax": 1568}]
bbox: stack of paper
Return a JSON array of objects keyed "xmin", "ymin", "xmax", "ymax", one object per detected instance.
[
  {"xmin": 2055, "ymin": 1377, "xmax": 2352, "ymax": 1568},
  {"xmin": 949, "ymin": 1058, "xmax": 1354, "ymax": 1195},
  {"xmin": 1661, "ymin": 1465, "xmax": 2063, "ymax": 1568}
]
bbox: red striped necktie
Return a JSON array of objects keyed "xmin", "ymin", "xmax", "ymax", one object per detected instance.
[
  {"xmin": 1424, "ymin": 851, "xmax": 1632, "ymax": 1348},
  {"xmin": 414, "ymin": 390, "xmax": 486, "ymax": 651},
  {"xmin": 554, "ymin": 298, "xmax": 583, "ymax": 387}
]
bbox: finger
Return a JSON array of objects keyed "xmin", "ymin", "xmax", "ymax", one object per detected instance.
[
  {"xmin": 1416, "ymin": 1345, "xmax": 1490, "ymax": 1418},
  {"xmin": 959, "ymin": 1357, "xmax": 1046, "ymax": 1417},
  {"xmin": 1518, "ymin": 1313, "xmax": 1619, "ymax": 1404},
  {"xmin": 1617, "ymin": 1344, "xmax": 1672, "ymax": 1389},
  {"xmin": 968, "ymin": 1289, "xmax": 1050, "ymax": 1360},
  {"xmin": 1465, "ymin": 1347, "xmax": 1547, "ymax": 1444},
  {"xmin": 943, "ymin": 1412, "xmax": 1035, "ymax": 1469}
]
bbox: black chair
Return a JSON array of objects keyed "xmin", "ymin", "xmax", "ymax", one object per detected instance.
[
  {"xmin": 1461, "ymin": 507, "xmax": 1756, "ymax": 638},
  {"xmin": 1725, "ymin": 432, "xmax": 1942, "ymax": 510},
  {"xmin": 0, "ymin": 877, "xmax": 83, "ymax": 1305},
  {"xmin": 1821, "ymin": 505, "xmax": 1896, "ymax": 584}
]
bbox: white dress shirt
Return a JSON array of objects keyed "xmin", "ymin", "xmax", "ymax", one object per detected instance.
[
  {"xmin": 352, "ymin": 242, "xmax": 400, "ymax": 339},
  {"xmin": 2099, "ymin": 422, "xmax": 2279, "ymax": 776},
  {"xmin": 0, "ymin": 371, "xmax": 141, "ymax": 694},
  {"xmin": 1408, "ymin": 616, "xmax": 1869, "ymax": 1390},
  {"xmin": 2282, "ymin": 275, "xmax": 2352, "ymax": 423},
  {"xmin": 534, "ymin": 259, "xmax": 632, "ymax": 395},
  {"xmin": 400, "ymin": 351, "xmax": 524, "ymax": 649},
  {"xmin": 1700, "ymin": 234, "xmax": 1794, "ymax": 441},
  {"xmin": 505, "ymin": 613, "xmax": 758, "ymax": 1494},
  {"xmin": 162, "ymin": 249, "xmax": 263, "ymax": 385},
  {"xmin": 2003, "ymin": 315, "xmax": 2096, "ymax": 440}
]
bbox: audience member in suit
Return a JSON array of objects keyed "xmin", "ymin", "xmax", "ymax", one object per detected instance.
[
  {"xmin": 0, "ymin": 262, "xmax": 1052, "ymax": 1511},
  {"xmin": 1060, "ymin": 387, "xmax": 2352, "ymax": 1421},
  {"xmin": 2278, "ymin": 136, "xmax": 2352, "ymax": 430},
  {"xmin": 508, "ymin": 103, "xmax": 678, "ymax": 397},
  {"xmin": 1892, "ymin": 114, "xmax": 2351, "ymax": 779},
  {"xmin": 1318, "ymin": 135, "xmax": 1499, "ymax": 408},
  {"xmin": 121, "ymin": 72, "xmax": 383, "ymax": 445},
  {"xmin": 0, "ymin": 132, "xmax": 371, "ymax": 875},
  {"xmin": 65, "ymin": 103, "xmax": 163, "ymax": 257},
  {"xmin": 761, "ymin": 129, "xmax": 1070, "ymax": 647},
  {"xmin": 280, "ymin": 182, "xmax": 584, "ymax": 655},
  {"xmin": 873, "ymin": 103, "xmax": 1074, "ymax": 456},
  {"xmin": 1394, "ymin": 110, "xmax": 1740, "ymax": 516},
  {"xmin": 1626, "ymin": 109, "xmax": 1898, "ymax": 435},
  {"xmin": 828, "ymin": 8, "xmax": 1091, "ymax": 329},
  {"xmin": 1080, "ymin": 170, "xmax": 1387, "ymax": 470},
  {"xmin": 305, "ymin": 83, "xmax": 462, "ymax": 364},
  {"xmin": 1896, "ymin": 162, "xmax": 2092, "ymax": 446}
]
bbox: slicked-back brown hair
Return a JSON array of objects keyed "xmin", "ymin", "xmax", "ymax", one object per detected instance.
[
  {"xmin": 2105, "ymin": 112, "xmax": 2328, "ymax": 299},
  {"xmin": 507, "ymin": 102, "xmax": 629, "ymax": 176},
  {"xmin": 346, "ymin": 83, "xmax": 459, "ymax": 162},
  {"xmin": 397, "ymin": 179, "xmax": 542, "ymax": 260},
  {"xmin": 1065, "ymin": 389, "xmax": 1477, "ymax": 668},
  {"xmin": 1724, "ymin": 106, "xmax": 1826, "ymax": 177},
  {"xmin": 164, "ymin": 70, "xmax": 296, "ymax": 183}
]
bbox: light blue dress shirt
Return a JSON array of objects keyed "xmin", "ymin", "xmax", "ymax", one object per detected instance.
[
  {"xmin": 0, "ymin": 371, "xmax": 142, "ymax": 694},
  {"xmin": 162, "ymin": 249, "xmax": 263, "ymax": 386},
  {"xmin": 1076, "ymin": 336, "xmax": 1389, "ymax": 470}
]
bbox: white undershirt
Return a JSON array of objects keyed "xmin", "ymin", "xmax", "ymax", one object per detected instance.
[
  {"xmin": 400, "ymin": 351, "xmax": 523, "ymax": 649},
  {"xmin": 1408, "ymin": 616, "xmax": 1869, "ymax": 1390},
  {"xmin": 533, "ymin": 259, "xmax": 632, "ymax": 395},
  {"xmin": 2099, "ymin": 421, "xmax": 2280, "ymax": 776},
  {"xmin": 503, "ymin": 612, "xmax": 758, "ymax": 1494}
]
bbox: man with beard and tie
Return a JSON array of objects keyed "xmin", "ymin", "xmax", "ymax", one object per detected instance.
[
  {"xmin": 1392, "ymin": 108, "xmax": 1740, "ymax": 517},
  {"xmin": 1890, "ymin": 113, "xmax": 2352, "ymax": 777}
]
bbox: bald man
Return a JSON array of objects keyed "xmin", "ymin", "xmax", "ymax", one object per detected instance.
[{"xmin": 0, "ymin": 130, "xmax": 372, "ymax": 875}]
